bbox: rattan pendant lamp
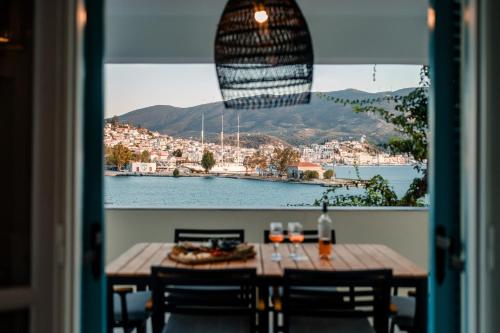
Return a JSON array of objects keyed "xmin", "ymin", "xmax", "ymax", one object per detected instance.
[{"xmin": 215, "ymin": 0, "xmax": 314, "ymax": 109}]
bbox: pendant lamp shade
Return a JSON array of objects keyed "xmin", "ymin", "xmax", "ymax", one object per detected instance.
[{"xmin": 215, "ymin": 0, "xmax": 314, "ymax": 109}]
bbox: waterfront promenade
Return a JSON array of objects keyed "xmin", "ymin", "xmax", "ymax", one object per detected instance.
[{"xmin": 104, "ymin": 170, "xmax": 365, "ymax": 188}]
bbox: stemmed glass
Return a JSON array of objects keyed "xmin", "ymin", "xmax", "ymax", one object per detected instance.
[
  {"xmin": 288, "ymin": 222, "xmax": 305, "ymax": 261},
  {"xmin": 269, "ymin": 222, "xmax": 284, "ymax": 261}
]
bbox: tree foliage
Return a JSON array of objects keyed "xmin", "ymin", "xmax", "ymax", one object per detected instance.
[
  {"xmin": 201, "ymin": 150, "xmax": 216, "ymax": 173},
  {"xmin": 110, "ymin": 115, "xmax": 119, "ymax": 126},
  {"xmin": 317, "ymin": 66, "xmax": 429, "ymax": 206},
  {"xmin": 323, "ymin": 169, "xmax": 334, "ymax": 179},
  {"xmin": 140, "ymin": 150, "xmax": 151, "ymax": 163},
  {"xmin": 314, "ymin": 175, "xmax": 399, "ymax": 207},
  {"xmin": 304, "ymin": 170, "xmax": 319, "ymax": 180},
  {"xmin": 243, "ymin": 156, "xmax": 252, "ymax": 173},
  {"xmin": 173, "ymin": 168, "xmax": 180, "ymax": 177},
  {"xmin": 173, "ymin": 149, "xmax": 183, "ymax": 158},
  {"xmin": 270, "ymin": 147, "xmax": 300, "ymax": 177},
  {"xmin": 244, "ymin": 150, "xmax": 268, "ymax": 173},
  {"xmin": 107, "ymin": 143, "xmax": 132, "ymax": 170}
]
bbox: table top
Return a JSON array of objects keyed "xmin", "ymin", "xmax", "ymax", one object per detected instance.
[{"xmin": 106, "ymin": 243, "xmax": 427, "ymax": 280}]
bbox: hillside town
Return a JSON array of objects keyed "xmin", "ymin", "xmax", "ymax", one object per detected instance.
[{"xmin": 104, "ymin": 120, "xmax": 413, "ymax": 179}]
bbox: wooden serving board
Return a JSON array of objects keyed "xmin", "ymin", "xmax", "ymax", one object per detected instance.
[{"xmin": 168, "ymin": 250, "xmax": 256, "ymax": 265}]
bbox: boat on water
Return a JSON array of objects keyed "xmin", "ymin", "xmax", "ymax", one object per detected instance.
[{"xmin": 211, "ymin": 163, "xmax": 247, "ymax": 174}]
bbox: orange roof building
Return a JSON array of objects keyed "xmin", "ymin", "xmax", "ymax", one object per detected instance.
[{"xmin": 287, "ymin": 161, "xmax": 324, "ymax": 179}]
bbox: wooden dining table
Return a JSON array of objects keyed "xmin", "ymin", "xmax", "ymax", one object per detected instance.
[{"xmin": 106, "ymin": 242, "xmax": 428, "ymax": 333}]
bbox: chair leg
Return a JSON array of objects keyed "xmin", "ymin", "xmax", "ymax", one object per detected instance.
[
  {"xmin": 137, "ymin": 323, "xmax": 146, "ymax": 333},
  {"xmin": 152, "ymin": 311, "xmax": 163, "ymax": 333},
  {"xmin": 271, "ymin": 286, "xmax": 282, "ymax": 333},
  {"xmin": 273, "ymin": 310, "xmax": 277, "ymax": 333}
]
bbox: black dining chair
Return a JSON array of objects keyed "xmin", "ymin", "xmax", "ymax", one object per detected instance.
[
  {"xmin": 174, "ymin": 228, "xmax": 245, "ymax": 243},
  {"xmin": 282, "ymin": 268, "xmax": 392, "ymax": 333},
  {"xmin": 112, "ymin": 286, "xmax": 151, "ymax": 333},
  {"xmin": 150, "ymin": 267, "xmax": 257, "ymax": 333},
  {"xmin": 264, "ymin": 228, "xmax": 337, "ymax": 332},
  {"xmin": 263, "ymin": 229, "xmax": 336, "ymax": 244},
  {"xmin": 390, "ymin": 289, "xmax": 416, "ymax": 333}
]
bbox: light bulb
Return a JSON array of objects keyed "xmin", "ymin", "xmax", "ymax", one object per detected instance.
[
  {"xmin": 254, "ymin": 10, "xmax": 268, "ymax": 24},
  {"xmin": 427, "ymin": 7, "xmax": 435, "ymax": 30}
]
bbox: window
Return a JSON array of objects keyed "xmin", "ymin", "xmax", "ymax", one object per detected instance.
[{"xmin": 104, "ymin": 64, "xmax": 426, "ymax": 208}]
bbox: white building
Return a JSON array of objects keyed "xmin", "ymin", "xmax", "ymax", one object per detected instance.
[{"xmin": 128, "ymin": 162, "xmax": 156, "ymax": 173}]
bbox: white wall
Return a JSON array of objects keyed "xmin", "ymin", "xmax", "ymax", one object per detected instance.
[{"xmin": 106, "ymin": 208, "xmax": 428, "ymax": 270}]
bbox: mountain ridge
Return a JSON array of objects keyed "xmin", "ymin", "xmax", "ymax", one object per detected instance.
[{"xmin": 112, "ymin": 88, "xmax": 416, "ymax": 146}]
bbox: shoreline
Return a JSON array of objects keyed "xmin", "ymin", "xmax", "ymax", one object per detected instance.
[
  {"xmin": 332, "ymin": 164, "xmax": 415, "ymax": 167},
  {"xmin": 104, "ymin": 171, "xmax": 366, "ymax": 187}
]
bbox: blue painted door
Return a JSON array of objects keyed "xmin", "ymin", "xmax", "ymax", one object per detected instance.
[
  {"xmin": 81, "ymin": 0, "xmax": 105, "ymax": 332},
  {"xmin": 429, "ymin": 0, "xmax": 462, "ymax": 332}
]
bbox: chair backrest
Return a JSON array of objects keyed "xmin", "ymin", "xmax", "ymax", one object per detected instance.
[
  {"xmin": 150, "ymin": 267, "xmax": 256, "ymax": 332},
  {"xmin": 263, "ymin": 229, "xmax": 336, "ymax": 244},
  {"xmin": 174, "ymin": 228, "xmax": 245, "ymax": 243},
  {"xmin": 283, "ymin": 269, "xmax": 392, "ymax": 333}
]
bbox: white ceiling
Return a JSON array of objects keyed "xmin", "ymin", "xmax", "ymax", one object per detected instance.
[{"xmin": 105, "ymin": 0, "xmax": 429, "ymax": 64}]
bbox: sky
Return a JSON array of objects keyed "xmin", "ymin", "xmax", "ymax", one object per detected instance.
[{"xmin": 105, "ymin": 64, "xmax": 422, "ymax": 117}]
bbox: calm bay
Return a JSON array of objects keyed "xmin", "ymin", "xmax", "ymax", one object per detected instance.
[{"xmin": 105, "ymin": 165, "xmax": 421, "ymax": 208}]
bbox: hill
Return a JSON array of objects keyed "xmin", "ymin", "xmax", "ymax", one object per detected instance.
[{"xmin": 112, "ymin": 88, "xmax": 415, "ymax": 146}]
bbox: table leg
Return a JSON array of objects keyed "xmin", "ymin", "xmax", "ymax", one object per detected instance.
[{"xmin": 415, "ymin": 278, "xmax": 428, "ymax": 333}]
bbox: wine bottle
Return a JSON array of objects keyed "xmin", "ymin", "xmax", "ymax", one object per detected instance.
[{"xmin": 318, "ymin": 195, "xmax": 332, "ymax": 258}]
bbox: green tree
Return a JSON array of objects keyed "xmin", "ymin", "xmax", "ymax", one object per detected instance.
[
  {"xmin": 304, "ymin": 170, "xmax": 319, "ymax": 180},
  {"xmin": 131, "ymin": 152, "xmax": 140, "ymax": 162},
  {"xmin": 140, "ymin": 150, "xmax": 151, "ymax": 162},
  {"xmin": 105, "ymin": 146, "xmax": 114, "ymax": 167},
  {"xmin": 270, "ymin": 147, "xmax": 300, "ymax": 177},
  {"xmin": 243, "ymin": 156, "xmax": 252, "ymax": 173},
  {"xmin": 317, "ymin": 66, "xmax": 429, "ymax": 206},
  {"xmin": 173, "ymin": 168, "xmax": 180, "ymax": 177},
  {"xmin": 254, "ymin": 151, "xmax": 268, "ymax": 171},
  {"xmin": 173, "ymin": 149, "xmax": 183, "ymax": 157},
  {"xmin": 244, "ymin": 150, "xmax": 268, "ymax": 173},
  {"xmin": 108, "ymin": 143, "xmax": 132, "ymax": 170},
  {"xmin": 110, "ymin": 115, "xmax": 120, "ymax": 126},
  {"xmin": 201, "ymin": 150, "xmax": 216, "ymax": 173},
  {"xmin": 323, "ymin": 169, "xmax": 334, "ymax": 179},
  {"xmin": 315, "ymin": 175, "xmax": 399, "ymax": 207}
]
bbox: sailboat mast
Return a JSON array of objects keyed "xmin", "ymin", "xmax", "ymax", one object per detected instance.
[
  {"xmin": 201, "ymin": 112, "xmax": 204, "ymax": 149},
  {"xmin": 221, "ymin": 112, "xmax": 224, "ymax": 164},
  {"xmin": 237, "ymin": 114, "xmax": 240, "ymax": 164}
]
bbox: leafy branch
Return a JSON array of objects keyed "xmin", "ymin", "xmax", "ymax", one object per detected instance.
[{"xmin": 316, "ymin": 66, "xmax": 429, "ymax": 207}]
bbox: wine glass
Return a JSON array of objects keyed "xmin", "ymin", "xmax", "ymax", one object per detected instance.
[
  {"xmin": 288, "ymin": 222, "xmax": 305, "ymax": 261},
  {"xmin": 269, "ymin": 222, "xmax": 284, "ymax": 261}
]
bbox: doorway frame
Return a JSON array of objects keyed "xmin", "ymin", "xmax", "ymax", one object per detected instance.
[{"xmin": 0, "ymin": 0, "xmax": 88, "ymax": 332}]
